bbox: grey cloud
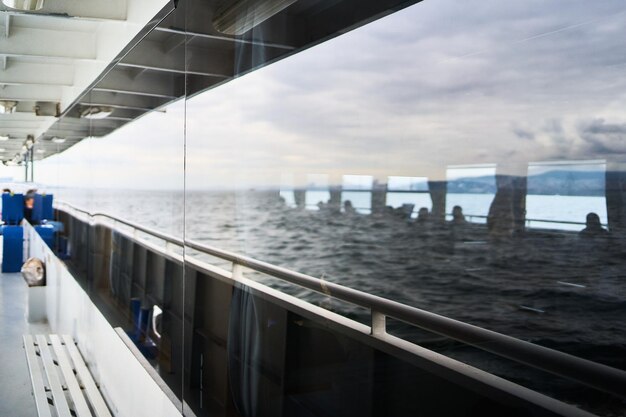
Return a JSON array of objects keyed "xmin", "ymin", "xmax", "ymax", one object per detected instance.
[
  {"xmin": 578, "ymin": 118, "xmax": 626, "ymax": 155},
  {"xmin": 512, "ymin": 127, "xmax": 535, "ymax": 140}
]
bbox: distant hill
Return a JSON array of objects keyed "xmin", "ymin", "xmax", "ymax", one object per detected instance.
[
  {"xmin": 448, "ymin": 170, "xmax": 604, "ymax": 196},
  {"xmin": 447, "ymin": 175, "xmax": 496, "ymax": 194}
]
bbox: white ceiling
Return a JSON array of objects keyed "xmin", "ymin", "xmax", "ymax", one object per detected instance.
[{"xmin": 0, "ymin": 0, "xmax": 170, "ymax": 162}]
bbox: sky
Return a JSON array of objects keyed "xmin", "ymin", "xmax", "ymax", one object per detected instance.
[{"xmin": 3, "ymin": 0, "xmax": 626, "ymax": 190}]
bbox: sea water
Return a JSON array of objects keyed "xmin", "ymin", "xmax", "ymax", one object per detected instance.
[{"xmin": 48, "ymin": 188, "xmax": 624, "ymax": 415}]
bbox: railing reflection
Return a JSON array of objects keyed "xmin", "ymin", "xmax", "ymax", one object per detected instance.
[{"xmin": 55, "ymin": 200, "xmax": 626, "ymax": 400}]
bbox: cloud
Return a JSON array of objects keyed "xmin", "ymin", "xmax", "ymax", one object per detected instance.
[
  {"xmin": 512, "ymin": 126, "xmax": 535, "ymax": 140},
  {"xmin": 579, "ymin": 118, "xmax": 626, "ymax": 155},
  {"xmin": 19, "ymin": 0, "xmax": 626, "ymax": 190}
]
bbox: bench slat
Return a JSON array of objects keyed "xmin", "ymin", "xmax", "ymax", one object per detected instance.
[
  {"xmin": 62, "ymin": 335, "xmax": 113, "ymax": 417},
  {"xmin": 36, "ymin": 335, "xmax": 73, "ymax": 417},
  {"xmin": 23, "ymin": 335, "xmax": 53, "ymax": 417},
  {"xmin": 49, "ymin": 335, "xmax": 93, "ymax": 417}
]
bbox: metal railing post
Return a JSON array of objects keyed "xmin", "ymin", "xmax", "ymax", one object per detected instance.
[
  {"xmin": 232, "ymin": 263, "xmax": 243, "ymax": 280},
  {"xmin": 371, "ymin": 310, "xmax": 386, "ymax": 336}
]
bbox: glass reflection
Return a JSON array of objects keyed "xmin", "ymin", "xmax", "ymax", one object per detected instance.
[{"xmin": 184, "ymin": 0, "xmax": 626, "ymax": 415}]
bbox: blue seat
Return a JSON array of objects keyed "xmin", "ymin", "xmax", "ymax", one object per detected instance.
[
  {"xmin": 35, "ymin": 225, "xmax": 55, "ymax": 249},
  {"xmin": 2, "ymin": 226, "xmax": 23, "ymax": 272},
  {"xmin": 2, "ymin": 194, "xmax": 24, "ymax": 225}
]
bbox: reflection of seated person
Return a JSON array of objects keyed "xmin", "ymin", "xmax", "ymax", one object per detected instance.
[
  {"xmin": 450, "ymin": 205, "xmax": 466, "ymax": 225},
  {"xmin": 579, "ymin": 212, "xmax": 608, "ymax": 238},
  {"xmin": 416, "ymin": 207, "xmax": 429, "ymax": 224},
  {"xmin": 343, "ymin": 200, "xmax": 356, "ymax": 214}
]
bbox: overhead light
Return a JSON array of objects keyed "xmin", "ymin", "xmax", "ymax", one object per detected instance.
[
  {"xmin": 0, "ymin": 135, "xmax": 9, "ymax": 141},
  {"xmin": 36, "ymin": 149, "xmax": 45, "ymax": 154},
  {"xmin": 81, "ymin": 106, "xmax": 113, "ymax": 120},
  {"xmin": 213, "ymin": 0, "xmax": 298, "ymax": 35},
  {"xmin": 0, "ymin": 148, "xmax": 5, "ymax": 153},
  {"xmin": 51, "ymin": 137, "xmax": 66, "ymax": 144},
  {"xmin": 0, "ymin": 101, "xmax": 17, "ymax": 114},
  {"xmin": 2, "ymin": 0, "xmax": 45, "ymax": 11}
]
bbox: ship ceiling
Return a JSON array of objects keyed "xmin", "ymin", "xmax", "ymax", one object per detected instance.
[{"xmin": 0, "ymin": 0, "xmax": 422, "ymax": 163}]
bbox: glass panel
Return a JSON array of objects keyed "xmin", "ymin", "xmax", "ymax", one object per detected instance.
[
  {"xmin": 183, "ymin": 0, "xmax": 626, "ymax": 416},
  {"xmin": 446, "ymin": 165, "xmax": 496, "ymax": 223},
  {"xmin": 526, "ymin": 160, "xmax": 608, "ymax": 230}
]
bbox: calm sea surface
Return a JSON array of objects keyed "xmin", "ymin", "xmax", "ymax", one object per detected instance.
[{"xmin": 50, "ymin": 188, "xmax": 624, "ymax": 415}]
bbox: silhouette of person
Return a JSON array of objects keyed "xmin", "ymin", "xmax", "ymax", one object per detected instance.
[
  {"xmin": 450, "ymin": 205, "xmax": 466, "ymax": 225},
  {"xmin": 416, "ymin": 207, "xmax": 429, "ymax": 224},
  {"xmin": 343, "ymin": 200, "xmax": 356, "ymax": 214},
  {"xmin": 579, "ymin": 212, "xmax": 608, "ymax": 238}
]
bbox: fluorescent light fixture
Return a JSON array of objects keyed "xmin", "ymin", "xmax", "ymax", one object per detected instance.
[
  {"xmin": 35, "ymin": 149, "xmax": 45, "ymax": 154},
  {"xmin": 0, "ymin": 148, "xmax": 5, "ymax": 152},
  {"xmin": 81, "ymin": 106, "xmax": 114, "ymax": 120},
  {"xmin": 0, "ymin": 135, "xmax": 9, "ymax": 141},
  {"xmin": 214, "ymin": 0, "xmax": 298, "ymax": 35},
  {"xmin": 0, "ymin": 101, "xmax": 17, "ymax": 114},
  {"xmin": 51, "ymin": 137, "xmax": 66, "ymax": 144},
  {"xmin": 2, "ymin": 0, "xmax": 45, "ymax": 11}
]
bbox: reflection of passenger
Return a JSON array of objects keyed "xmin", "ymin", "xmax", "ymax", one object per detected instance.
[
  {"xmin": 343, "ymin": 200, "xmax": 356, "ymax": 214},
  {"xmin": 579, "ymin": 212, "xmax": 608, "ymax": 238},
  {"xmin": 487, "ymin": 189, "xmax": 514, "ymax": 238},
  {"xmin": 416, "ymin": 207, "xmax": 429, "ymax": 224},
  {"xmin": 450, "ymin": 205, "xmax": 466, "ymax": 225}
]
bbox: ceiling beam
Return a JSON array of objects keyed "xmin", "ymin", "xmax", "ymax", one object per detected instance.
[
  {"xmin": 92, "ymin": 68, "xmax": 184, "ymax": 99},
  {"xmin": 92, "ymin": 87, "xmax": 177, "ymax": 100},
  {"xmin": 0, "ymin": 26, "xmax": 97, "ymax": 60},
  {"xmin": 77, "ymin": 102, "xmax": 164, "ymax": 113},
  {"xmin": 119, "ymin": 39, "xmax": 233, "ymax": 78},
  {"xmin": 0, "ymin": 0, "xmax": 128, "ymax": 21},
  {"xmin": 0, "ymin": 60, "xmax": 74, "ymax": 86},
  {"xmin": 78, "ymin": 90, "xmax": 171, "ymax": 110},
  {"xmin": 0, "ymin": 84, "xmax": 63, "ymax": 101},
  {"xmin": 4, "ymin": 14, "xmax": 10, "ymax": 38},
  {"xmin": 155, "ymin": 26, "xmax": 295, "ymax": 51}
]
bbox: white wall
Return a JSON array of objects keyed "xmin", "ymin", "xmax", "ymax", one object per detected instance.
[{"xmin": 26, "ymin": 224, "xmax": 182, "ymax": 417}]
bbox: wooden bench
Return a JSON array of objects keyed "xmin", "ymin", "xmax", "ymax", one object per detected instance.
[{"xmin": 23, "ymin": 334, "xmax": 113, "ymax": 417}]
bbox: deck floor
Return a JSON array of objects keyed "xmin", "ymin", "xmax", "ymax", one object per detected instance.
[{"xmin": 0, "ymin": 237, "xmax": 51, "ymax": 417}]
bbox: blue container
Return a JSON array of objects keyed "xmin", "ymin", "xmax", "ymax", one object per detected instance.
[
  {"xmin": 35, "ymin": 225, "xmax": 55, "ymax": 249},
  {"xmin": 2, "ymin": 226, "xmax": 23, "ymax": 273},
  {"xmin": 31, "ymin": 194, "xmax": 44, "ymax": 224},
  {"xmin": 42, "ymin": 195, "xmax": 54, "ymax": 220},
  {"xmin": 2, "ymin": 194, "xmax": 24, "ymax": 225}
]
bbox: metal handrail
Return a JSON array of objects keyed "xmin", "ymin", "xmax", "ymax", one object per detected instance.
[
  {"xmin": 461, "ymin": 213, "xmax": 607, "ymax": 228},
  {"xmin": 54, "ymin": 201, "xmax": 626, "ymax": 399},
  {"xmin": 302, "ymin": 203, "xmax": 603, "ymax": 228}
]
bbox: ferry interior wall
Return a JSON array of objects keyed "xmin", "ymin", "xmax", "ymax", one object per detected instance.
[{"xmin": 1, "ymin": 0, "xmax": 625, "ymax": 417}]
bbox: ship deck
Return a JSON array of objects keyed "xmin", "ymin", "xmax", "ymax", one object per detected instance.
[{"xmin": 0, "ymin": 237, "xmax": 51, "ymax": 417}]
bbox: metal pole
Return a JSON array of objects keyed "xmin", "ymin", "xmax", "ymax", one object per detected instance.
[
  {"xmin": 30, "ymin": 148, "xmax": 34, "ymax": 182},
  {"xmin": 24, "ymin": 153, "xmax": 28, "ymax": 182}
]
